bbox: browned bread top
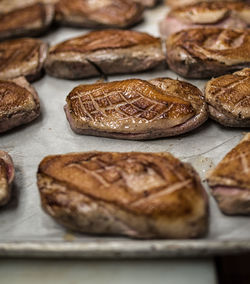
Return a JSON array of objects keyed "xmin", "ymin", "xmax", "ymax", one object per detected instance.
[
  {"xmin": 166, "ymin": 0, "xmax": 244, "ymax": 8},
  {"xmin": 0, "ymin": 150, "xmax": 14, "ymax": 206},
  {"xmin": 50, "ymin": 30, "xmax": 160, "ymax": 54},
  {"xmin": 0, "ymin": 3, "xmax": 54, "ymax": 34},
  {"xmin": 168, "ymin": 1, "xmax": 250, "ymax": 24},
  {"xmin": 207, "ymin": 133, "xmax": 250, "ymax": 189},
  {"xmin": 0, "ymin": 0, "xmax": 58, "ymax": 13},
  {"xmin": 0, "ymin": 78, "xmax": 39, "ymax": 120},
  {"xmin": 134, "ymin": 0, "xmax": 158, "ymax": 7},
  {"xmin": 0, "ymin": 151, "xmax": 14, "ymax": 184},
  {"xmin": 166, "ymin": 28, "xmax": 250, "ymax": 66},
  {"xmin": 205, "ymin": 68, "xmax": 250, "ymax": 121},
  {"xmin": 55, "ymin": 0, "xmax": 143, "ymax": 28},
  {"xmin": 66, "ymin": 78, "xmax": 205, "ymax": 133},
  {"xmin": 38, "ymin": 151, "xmax": 207, "ymax": 217},
  {"xmin": 0, "ymin": 38, "xmax": 40, "ymax": 67},
  {"xmin": 0, "ymin": 38, "xmax": 47, "ymax": 80}
]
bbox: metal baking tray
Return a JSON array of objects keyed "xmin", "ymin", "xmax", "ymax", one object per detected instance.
[{"xmin": 0, "ymin": 6, "xmax": 249, "ymax": 258}]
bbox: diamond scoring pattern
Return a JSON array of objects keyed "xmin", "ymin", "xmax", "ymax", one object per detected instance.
[{"xmin": 68, "ymin": 80, "xmax": 188, "ymax": 123}]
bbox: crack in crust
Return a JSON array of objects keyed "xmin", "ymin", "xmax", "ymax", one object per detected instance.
[
  {"xmin": 65, "ymin": 78, "xmax": 207, "ymax": 140},
  {"xmin": 166, "ymin": 28, "xmax": 250, "ymax": 78},
  {"xmin": 205, "ymin": 68, "xmax": 250, "ymax": 127},
  {"xmin": 45, "ymin": 29, "xmax": 165, "ymax": 79},
  {"xmin": 37, "ymin": 151, "xmax": 208, "ymax": 238}
]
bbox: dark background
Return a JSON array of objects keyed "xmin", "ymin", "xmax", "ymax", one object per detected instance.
[{"xmin": 216, "ymin": 254, "xmax": 250, "ymax": 284}]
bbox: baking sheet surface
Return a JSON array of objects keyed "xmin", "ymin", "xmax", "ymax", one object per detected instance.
[{"xmin": 0, "ymin": 6, "xmax": 249, "ymax": 257}]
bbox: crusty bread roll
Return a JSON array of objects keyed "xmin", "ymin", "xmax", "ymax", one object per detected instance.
[
  {"xmin": 45, "ymin": 30, "xmax": 165, "ymax": 79},
  {"xmin": 207, "ymin": 134, "xmax": 250, "ymax": 215},
  {"xmin": 166, "ymin": 28, "xmax": 250, "ymax": 78},
  {"xmin": 64, "ymin": 77, "xmax": 208, "ymax": 140},
  {"xmin": 205, "ymin": 68, "xmax": 250, "ymax": 127},
  {"xmin": 38, "ymin": 151, "xmax": 208, "ymax": 239}
]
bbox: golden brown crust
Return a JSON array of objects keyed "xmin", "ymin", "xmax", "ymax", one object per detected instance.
[
  {"xmin": 50, "ymin": 30, "xmax": 160, "ymax": 54},
  {"xmin": 0, "ymin": 151, "xmax": 14, "ymax": 207},
  {"xmin": 234, "ymin": 68, "xmax": 250, "ymax": 77},
  {"xmin": 134, "ymin": 0, "xmax": 158, "ymax": 7},
  {"xmin": 37, "ymin": 152, "xmax": 208, "ymax": 238},
  {"xmin": 207, "ymin": 133, "xmax": 250, "ymax": 215},
  {"xmin": 205, "ymin": 68, "xmax": 250, "ymax": 127},
  {"xmin": 0, "ymin": 38, "xmax": 48, "ymax": 81},
  {"xmin": 171, "ymin": 1, "xmax": 248, "ymax": 13},
  {"xmin": 45, "ymin": 29, "xmax": 165, "ymax": 79},
  {"xmin": 0, "ymin": 3, "xmax": 55, "ymax": 40},
  {"xmin": 55, "ymin": 0, "xmax": 144, "ymax": 28},
  {"xmin": 0, "ymin": 3, "xmax": 50, "ymax": 32},
  {"xmin": 0, "ymin": 39, "xmax": 40, "ymax": 72},
  {"xmin": 0, "ymin": 81, "xmax": 36, "ymax": 120},
  {"xmin": 0, "ymin": 77, "xmax": 40, "ymax": 133},
  {"xmin": 169, "ymin": 28, "xmax": 250, "ymax": 64},
  {"xmin": 166, "ymin": 28, "xmax": 250, "ymax": 78},
  {"xmin": 166, "ymin": 0, "xmax": 243, "ymax": 8},
  {"xmin": 207, "ymin": 133, "xmax": 250, "ymax": 189},
  {"xmin": 169, "ymin": 1, "xmax": 250, "ymax": 24},
  {"xmin": 0, "ymin": 0, "xmax": 58, "ymax": 13},
  {"xmin": 67, "ymin": 79, "xmax": 195, "ymax": 125},
  {"xmin": 65, "ymin": 78, "xmax": 207, "ymax": 139}
]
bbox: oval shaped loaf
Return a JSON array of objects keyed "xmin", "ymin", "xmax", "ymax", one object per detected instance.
[
  {"xmin": 166, "ymin": 28, "xmax": 250, "ymax": 78},
  {"xmin": 0, "ymin": 38, "xmax": 48, "ymax": 82},
  {"xmin": 55, "ymin": 0, "xmax": 144, "ymax": 28},
  {"xmin": 160, "ymin": 1, "xmax": 250, "ymax": 36},
  {"xmin": 45, "ymin": 30, "xmax": 165, "ymax": 79},
  {"xmin": 207, "ymin": 133, "xmax": 250, "ymax": 215},
  {"xmin": 205, "ymin": 68, "xmax": 250, "ymax": 127},
  {"xmin": 37, "ymin": 151, "xmax": 209, "ymax": 239},
  {"xmin": 0, "ymin": 77, "xmax": 40, "ymax": 133},
  {"xmin": 0, "ymin": 3, "xmax": 55, "ymax": 41},
  {"xmin": 64, "ymin": 78, "xmax": 208, "ymax": 140}
]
